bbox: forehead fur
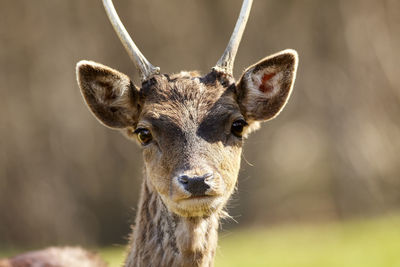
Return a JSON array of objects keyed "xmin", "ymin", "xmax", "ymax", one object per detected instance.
[{"xmin": 138, "ymin": 70, "xmax": 239, "ymax": 128}]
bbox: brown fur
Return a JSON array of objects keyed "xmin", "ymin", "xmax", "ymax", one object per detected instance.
[
  {"xmin": 125, "ymin": 180, "xmax": 219, "ymax": 267},
  {"xmin": 0, "ymin": 247, "xmax": 107, "ymax": 267}
]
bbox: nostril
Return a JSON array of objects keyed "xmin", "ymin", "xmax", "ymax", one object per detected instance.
[
  {"xmin": 202, "ymin": 173, "xmax": 214, "ymax": 181},
  {"xmin": 178, "ymin": 175, "xmax": 189, "ymax": 185}
]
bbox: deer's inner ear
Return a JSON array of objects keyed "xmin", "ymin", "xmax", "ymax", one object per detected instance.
[
  {"xmin": 236, "ymin": 49, "xmax": 298, "ymax": 122},
  {"xmin": 76, "ymin": 60, "xmax": 140, "ymax": 129}
]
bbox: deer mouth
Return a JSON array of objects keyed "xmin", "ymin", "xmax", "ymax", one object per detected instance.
[
  {"xmin": 188, "ymin": 195, "xmax": 213, "ymax": 199},
  {"xmin": 174, "ymin": 196, "xmax": 223, "ymax": 217},
  {"xmin": 182, "ymin": 195, "xmax": 219, "ymax": 203},
  {"xmin": 179, "ymin": 189, "xmax": 221, "ymax": 201},
  {"xmin": 160, "ymin": 190, "xmax": 225, "ymax": 217},
  {"xmin": 179, "ymin": 194, "xmax": 223, "ymax": 207}
]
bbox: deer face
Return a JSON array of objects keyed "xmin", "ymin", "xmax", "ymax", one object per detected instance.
[{"xmin": 77, "ymin": 50, "xmax": 298, "ymax": 217}]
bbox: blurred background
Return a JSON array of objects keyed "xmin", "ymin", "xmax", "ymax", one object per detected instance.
[{"xmin": 1, "ymin": 0, "xmax": 400, "ymax": 265}]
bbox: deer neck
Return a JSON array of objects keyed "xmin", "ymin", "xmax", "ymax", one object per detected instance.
[{"xmin": 125, "ymin": 179, "xmax": 220, "ymax": 267}]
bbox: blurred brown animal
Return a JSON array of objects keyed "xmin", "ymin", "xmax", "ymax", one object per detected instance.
[
  {"xmin": 0, "ymin": 247, "xmax": 106, "ymax": 267},
  {"xmin": 0, "ymin": 0, "xmax": 297, "ymax": 266}
]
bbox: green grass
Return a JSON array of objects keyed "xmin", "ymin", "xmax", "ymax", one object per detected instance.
[
  {"xmin": 99, "ymin": 246, "xmax": 126, "ymax": 267},
  {"xmin": 2, "ymin": 215, "xmax": 400, "ymax": 267},
  {"xmin": 99, "ymin": 214, "xmax": 400, "ymax": 267},
  {"xmin": 214, "ymin": 215, "xmax": 400, "ymax": 267}
]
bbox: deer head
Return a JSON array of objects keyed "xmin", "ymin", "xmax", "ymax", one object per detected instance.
[{"xmin": 76, "ymin": 0, "xmax": 298, "ymax": 218}]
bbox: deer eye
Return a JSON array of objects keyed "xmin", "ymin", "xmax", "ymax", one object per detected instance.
[
  {"xmin": 134, "ymin": 128, "xmax": 152, "ymax": 145},
  {"xmin": 231, "ymin": 119, "xmax": 248, "ymax": 138}
]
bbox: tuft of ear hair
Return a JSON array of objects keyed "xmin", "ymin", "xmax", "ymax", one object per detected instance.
[
  {"xmin": 76, "ymin": 61, "xmax": 140, "ymax": 128},
  {"xmin": 236, "ymin": 49, "xmax": 298, "ymax": 122}
]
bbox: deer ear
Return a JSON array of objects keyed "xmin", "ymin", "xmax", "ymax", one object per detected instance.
[
  {"xmin": 236, "ymin": 49, "xmax": 298, "ymax": 122},
  {"xmin": 76, "ymin": 61, "xmax": 140, "ymax": 128}
]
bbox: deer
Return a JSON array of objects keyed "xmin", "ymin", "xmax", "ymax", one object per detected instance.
[{"xmin": 0, "ymin": 0, "xmax": 298, "ymax": 266}]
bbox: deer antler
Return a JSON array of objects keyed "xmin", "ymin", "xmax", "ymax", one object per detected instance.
[
  {"xmin": 214, "ymin": 0, "xmax": 253, "ymax": 75},
  {"xmin": 102, "ymin": 0, "xmax": 160, "ymax": 81}
]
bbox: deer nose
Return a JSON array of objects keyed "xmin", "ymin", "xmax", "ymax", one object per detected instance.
[{"xmin": 178, "ymin": 173, "xmax": 213, "ymax": 196}]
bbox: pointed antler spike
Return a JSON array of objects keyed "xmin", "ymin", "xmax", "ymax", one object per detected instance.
[
  {"xmin": 102, "ymin": 0, "xmax": 160, "ymax": 81},
  {"xmin": 214, "ymin": 0, "xmax": 253, "ymax": 75}
]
